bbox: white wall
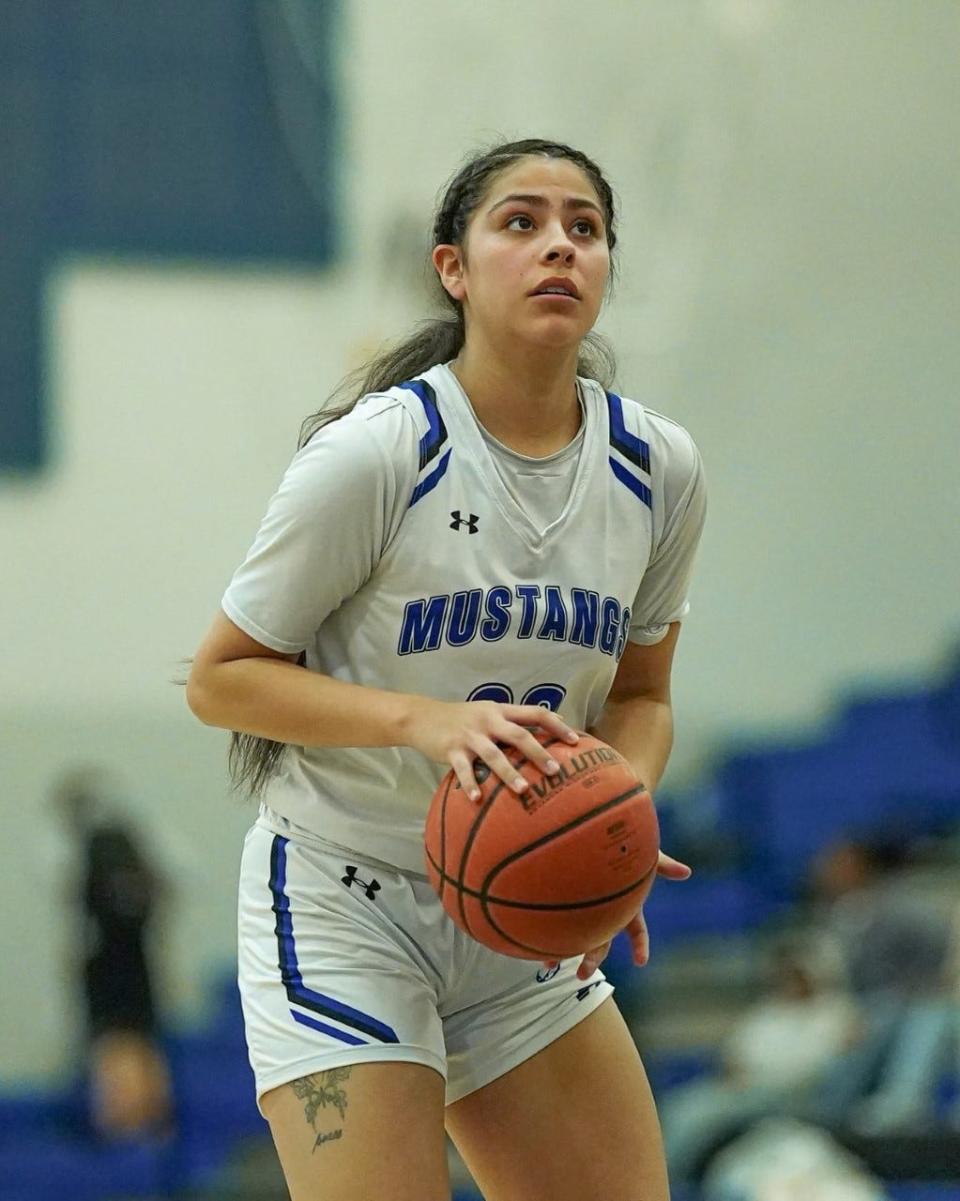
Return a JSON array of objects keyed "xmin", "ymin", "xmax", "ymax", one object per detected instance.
[{"xmin": 3, "ymin": 0, "xmax": 959, "ymax": 1082}]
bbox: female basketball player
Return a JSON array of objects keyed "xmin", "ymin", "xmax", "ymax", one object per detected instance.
[{"xmin": 187, "ymin": 138, "xmax": 706, "ymax": 1201}]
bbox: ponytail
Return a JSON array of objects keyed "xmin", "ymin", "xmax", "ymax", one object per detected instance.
[{"xmin": 298, "ymin": 317, "xmax": 464, "ymax": 447}]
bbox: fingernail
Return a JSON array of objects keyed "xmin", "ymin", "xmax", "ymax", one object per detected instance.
[
  {"xmin": 514, "ymin": 777, "xmax": 528, "ymax": 792},
  {"xmin": 545, "ymin": 759, "xmax": 561, "ymax": 774},
  {"xmin": 470, "ymin": 789, "xmax": 481, "ymax": 801},
  {"xmin": 566, "ymin": 730, "xmax": 579, "ymax": 741}
]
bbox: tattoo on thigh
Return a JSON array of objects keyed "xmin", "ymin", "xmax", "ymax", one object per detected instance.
[{"xmin": 289, "ymin": 1068, "xmax": 351, "ymax": 1152}]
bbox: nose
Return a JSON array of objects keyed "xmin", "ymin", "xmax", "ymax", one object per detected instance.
[
  {"xmin": 542, "ymin": 221, "xmax": 576, "ymax": 265},
  {"xmin": 544, "ymin": 240, "xmax": 575, "ymax": 265}
]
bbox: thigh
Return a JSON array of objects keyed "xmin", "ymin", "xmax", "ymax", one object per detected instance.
[
  {"xmin": 238, "ymin": 825, "xmax": 448, "ymax": 1104},
  {"xmin": 263, "ymin": 1061, "xmax": 450, "ymax": 1201},
  {"xmin": 445, "ymin": 996, "xmax": 668, "ymax": 1201}
]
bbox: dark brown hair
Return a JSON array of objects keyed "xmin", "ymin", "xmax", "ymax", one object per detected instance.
[{"xmin": 230, "ymin": 137, "xmax": 621, "ymax": 795}]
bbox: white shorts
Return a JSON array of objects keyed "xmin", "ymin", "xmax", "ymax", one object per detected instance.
[{"xmin": 237, "ymin": 813, "xmax": 615, "ymax": 1111}]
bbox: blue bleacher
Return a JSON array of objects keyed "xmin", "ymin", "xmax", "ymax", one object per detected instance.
[
  {"xmin": 886, "ymin": 1186, "xmax": 960, "ymax": 1201},
  {"xmin": 0, "ymin": 1136, "xmax": 167, "ymax": 1201},
  {"xmin": 0, "ymin": 977, "xmax": 263, "ymax": 1201},
  {"xmin": 713, "ymin": 677, "xmax": 960, "ymax": 894},
  {"xmin": 663, "ymin": 1187, "xmax": 959, "ymax": 1201}
]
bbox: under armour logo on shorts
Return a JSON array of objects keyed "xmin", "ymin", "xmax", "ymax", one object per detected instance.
[{"xmin": 341, "ymin": 865, "xmax": 381, "ymax": 900}]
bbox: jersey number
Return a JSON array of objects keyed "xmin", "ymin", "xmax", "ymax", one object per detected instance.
[{"xmin": 466, "ymin": 682, "xmax": 567, "ymax": 711}]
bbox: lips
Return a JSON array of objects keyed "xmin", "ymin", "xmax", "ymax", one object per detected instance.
[{"xmin": 530, "ymin": 277, "xmax": 580, "ymax": 299}]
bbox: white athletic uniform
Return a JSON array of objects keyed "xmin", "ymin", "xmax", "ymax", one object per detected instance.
[{"xmin": 224, "ymin": 361, "xmax": 706, "ymax": 1107}]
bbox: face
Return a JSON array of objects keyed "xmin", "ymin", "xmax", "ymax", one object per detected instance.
[{"xmin": 434, "ymin": 156, "xmax": 611, "ymax": 352}]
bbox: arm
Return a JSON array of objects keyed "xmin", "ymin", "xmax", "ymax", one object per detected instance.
[
  {"xmin": 186, "ymin": 610, "xmax": 576, "ymax": 789},
  {"xmin": 571, "ymin": 623, "xmax": 689, "ymax": 979},
  {"xmin": 587, "ymin": 622, "xmax": 681, "ymax": 793},
  {"xmin": 186, "ymin": 610, "xmax": 422, "ymax": 749}
]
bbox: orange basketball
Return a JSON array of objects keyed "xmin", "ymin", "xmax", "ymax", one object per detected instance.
[{"xmin": 423, "ymin": 732, "xmax": 660, "ymax": 959}]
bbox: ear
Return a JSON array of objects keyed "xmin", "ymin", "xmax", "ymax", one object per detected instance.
[{"xmin": 432, "ymin": 244, "xmax": 466, "ymax": 302}]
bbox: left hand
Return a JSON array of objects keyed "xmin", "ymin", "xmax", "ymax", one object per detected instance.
[{"xmin": 541, "ymin": 851, "xmax": 692, "ymax": 980}]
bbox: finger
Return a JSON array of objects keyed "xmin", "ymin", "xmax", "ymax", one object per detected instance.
[
  {"xmin": 473, "ymin": 739, "xmax": 529, "ymax": 795},
  {"xmin": 500, "ymin": 723, "xmax": 563, "ymax": 776},
  {"xmin": 656, "ymin": 851, "xmax": 693, "ymax": 880},
  {"xmin": 507, "ymin": 706, "xmax": 580, "ymax": 744},
  {"xmin": 577, "ymin": 942, "xmax": 610, "ymax": 980},
  {"xmin": 449, "ymin": 752, "xmax": 482, "ymax": 802},
  {"xmin": 627, "ymin": 912, "xmax": 650, "ymax": 965}
]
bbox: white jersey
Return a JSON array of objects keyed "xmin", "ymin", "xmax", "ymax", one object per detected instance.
[{"xmin": 222, "ymin": 361, "xmax": 706, "ymax": 874}]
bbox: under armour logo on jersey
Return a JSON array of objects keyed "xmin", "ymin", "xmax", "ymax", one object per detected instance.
[
  {"xmin": 342, "ymin": 865, "xmax": 381, "ymax": 900},
  {"xmin": 450, "ymin": 510, "xmax": 479, "ymax": 534}
]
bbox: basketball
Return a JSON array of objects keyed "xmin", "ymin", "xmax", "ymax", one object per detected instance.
[{"xmin": 423, "ymin": 732, "xmax": 660, "ymax": 959}]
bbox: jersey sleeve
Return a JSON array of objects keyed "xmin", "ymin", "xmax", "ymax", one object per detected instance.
[
  {"xmin": 221, "ymin": 396, "xmax": 417, "ymax": 653},
  {"xmin": 629, "ymin": 421, "xmax": 707, "ymax": 645}
]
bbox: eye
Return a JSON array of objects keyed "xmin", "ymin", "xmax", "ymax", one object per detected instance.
[
  {"xmin": 573, "ymin": 217, "xmax": 599, "ymax": 237},
  {"xmin": 505, "ymin": 213, "xmax": 535, "ymax": 231}
]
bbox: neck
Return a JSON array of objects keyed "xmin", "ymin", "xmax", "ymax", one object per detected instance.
[{"xmin": 450, "ymin": 334, "xmax": 582, "ymax": 456}]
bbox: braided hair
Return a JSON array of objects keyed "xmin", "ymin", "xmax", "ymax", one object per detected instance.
[{"xmin": 230, "ymin": 138, "xmax": 620, "ymax": 796}]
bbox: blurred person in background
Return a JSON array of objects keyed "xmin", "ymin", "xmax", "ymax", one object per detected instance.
[
  {"xmin": 660, "ymin": 937, "xmax": 860, "ymax": 1186},
  {"xmin": 187, "ymin": 136, "xmax": 706, "ymax": 1201},
  {"xmin": 809, "ymin": 836, "xmax": 956, "ymax": 1134},
  {"xmin": 53, "ymin": 768, "xmax": 174, "ymax": 1139}
]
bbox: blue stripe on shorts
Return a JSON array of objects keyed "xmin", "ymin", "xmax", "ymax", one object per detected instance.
[{"xmin": 268, "ymin": 835, "xmax": 400, "ymax": 1045}]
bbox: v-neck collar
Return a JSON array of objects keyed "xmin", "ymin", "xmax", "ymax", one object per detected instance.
[{"xmin": 433, "ymin": 361, "xmax": 604, "ymax": 550}]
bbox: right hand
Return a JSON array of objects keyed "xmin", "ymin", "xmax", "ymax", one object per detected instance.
[{"xmin": 403, "ymin": 698, "xmax": 580, "ymax": 801}]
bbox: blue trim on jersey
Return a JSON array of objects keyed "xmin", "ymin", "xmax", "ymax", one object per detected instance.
[
  {"xmin": 399, "ymin": 378, "xmax": 448, "ymax": 470},
  {"xmin": 268, "ymin": 836, "xmax": 399, "ymax": 1044},
  {"xmin": 609, "ymin": 457, "xmax": 653, "ymax": 509},
  {"xmin": 290, "ymin": 1009, "xmax": 368, "ymax": 1046},
  {"xmin": 606, "ymin": 391, "xmax": 651, "ymax": 474},
  {"xmin": 409, "ymin": 448, "xmax": 451, "ymax": 507}
]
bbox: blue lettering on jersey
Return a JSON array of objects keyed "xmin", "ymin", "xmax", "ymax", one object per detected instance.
[
  {"xmin": 616, "ymin": 606, "xmax": 632, "ymax": 661},
  {"xmin": 570, "ymin": 588, "xmax": 600, "ymax": 647},
  {"xmin": 515, "ymin": 585, "xmax": 541, "ymax": 639},
  {"xmin": 398, "ymin": 594, "xmax": 450, "ymax": 654},
  {"xmin": 446, "ymin": 589, "xmax": 482, "ymax": 647},
  {"xmin": 480, "ymin": 586, "xmax": 512, "ymax": 642},
  {"xmin": 598, "ymin": 596, "xmax": 622, "ymax": 655},
  {"xmin": 537, "ymin": 585, "xmax": 568, "ymax": 642},
  {"xmin": 399, "ymin": 585, "xmax": 632, "ymax": 659}
]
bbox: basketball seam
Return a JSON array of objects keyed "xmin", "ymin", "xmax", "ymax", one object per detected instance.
[
  {"xmin": 477, "ymin": 781, "xmax": 654, "ymax": 955},
  {"xmin": 482, "ymin": 781, "xmax": 651, "ymax": 895},
  {"xmin": 455, "ymin": 734, "xmax": 571, "ymax": 936},
  {"xmin": 425, "ymin": 846, "xmax": 655, "ymax": 910},
  {"xmin": 438, "ymin": 770, "xmax": 454, "ymax": 911},
  {"xmin": 479, "ymin": 863, "xmax": 658, "ymax": 958}
]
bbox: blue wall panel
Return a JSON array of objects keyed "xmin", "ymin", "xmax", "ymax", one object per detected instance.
[{"xmin": 0, "ymin": 0, "xmax": 340, "ymax": 472}]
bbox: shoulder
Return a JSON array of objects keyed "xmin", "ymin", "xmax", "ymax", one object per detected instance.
[
  {"xmin": 296, "ymin": 384, "xmax": 431, "ymax": 478},
  {"xmin": 319, "ymin": 389, "xmax": 419, "ymax": 446},
  {"xmin": 288, "ymin": 371, "xmax": 454, "ymax": 516},
  {"xmin": 338, "ymin": 368, "xmax": 451, "ymax": 448},
  {"xmin": 589, "ymin": 380, "xmax": 702, "ymax": 485},
  {"xmin": 621, "ymin": 393, "xmax": 701, "ymax": 477}
]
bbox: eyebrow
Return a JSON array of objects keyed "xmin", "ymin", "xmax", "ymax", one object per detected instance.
[{"xmin": 487, "ymin": 193, "xmax": 605, "ymax": 220}]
